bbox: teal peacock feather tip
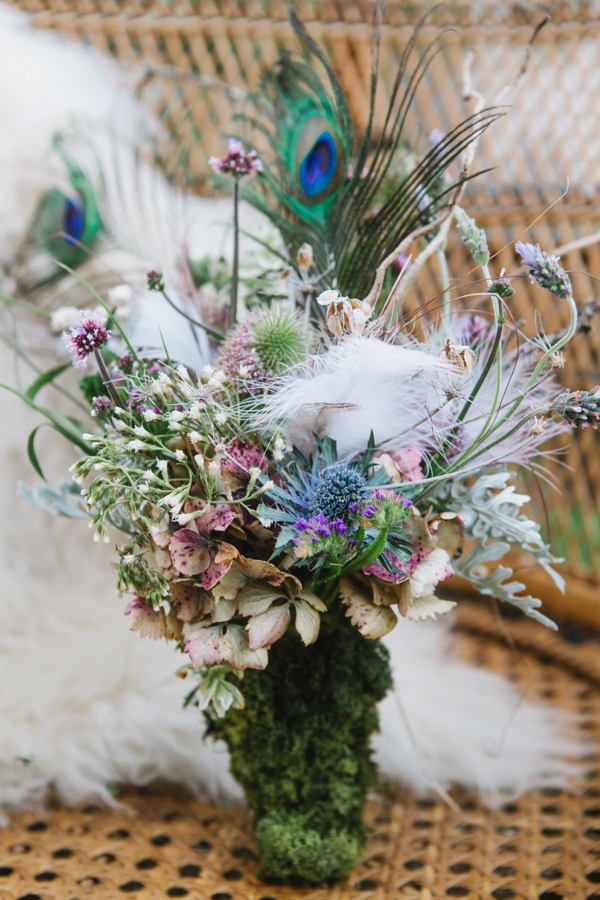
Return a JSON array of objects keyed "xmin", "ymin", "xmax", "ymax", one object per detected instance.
[{"xmin": 238, "ymin": 5, "xmax": 501, "ymax": 298}]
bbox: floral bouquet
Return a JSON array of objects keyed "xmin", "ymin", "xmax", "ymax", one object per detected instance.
[{"xmin": 4, "ymin": 9, "xmax": 598, "ymax": 884}]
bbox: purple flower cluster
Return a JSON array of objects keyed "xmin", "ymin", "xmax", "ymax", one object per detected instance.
[
  {"xmin": 294, "ymin": 513, "xmax": 348, "ymax": 543},
  {"xmin": 62, "ymin": 311, "xmax": 110, "ymax": 369},
  {"xmin": 209, "ymin": 139, "xmax": 263, "ymax": 177}
]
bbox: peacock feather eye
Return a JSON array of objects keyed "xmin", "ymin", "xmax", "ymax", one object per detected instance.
[
  {"xmin": 62, "ymin": 193, "xmax": 86, "ymax": 245},
  {"xmin": 295, "ymin": 115, "xmax": 345, "ymax": 207}
]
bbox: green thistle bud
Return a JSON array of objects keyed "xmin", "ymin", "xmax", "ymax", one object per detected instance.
[
  {"xmin": 454, "ymin": 207, "xmax": 489, "ymax": 266},
  {"xmin": 251, "ymin": 312, "xmax": 307, "ymax": 374}
]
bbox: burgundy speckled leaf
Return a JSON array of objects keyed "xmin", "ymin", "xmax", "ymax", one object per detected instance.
[{"xmin": 170, "ymin": 529, "xmax": 211, "ymax": 575}]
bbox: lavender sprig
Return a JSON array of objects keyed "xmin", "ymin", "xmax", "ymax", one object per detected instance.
[
  {"xmin": 553, "ymin": 386, "xmax": 600, "ymax": 428},
  {"xmin": 515, "ymin": 241, "xmax": 572, "ymax": 299}
]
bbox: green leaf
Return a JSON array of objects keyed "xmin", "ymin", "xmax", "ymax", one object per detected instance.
[
  {"xmin": 26, "ymin": 425, "xmax": 46, "ymax": 481},
  {"xmin": 342, "ymin": 526, "xmax": 388, "ymax": 575},
  {"xmin": 25, "ymin": 363, "xmax": 71, "ymax": 402}
]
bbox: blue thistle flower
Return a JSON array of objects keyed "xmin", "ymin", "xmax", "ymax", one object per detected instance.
[{"xmin": 308, "ymin": 465, "xmax": 367, "ymax": 523}]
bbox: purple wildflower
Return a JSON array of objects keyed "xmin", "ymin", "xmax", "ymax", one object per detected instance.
[
  {"xmin": 347, "ymin": 501, "xmax": 359, "ymax": 514},
  {"xmin": 330, "ymin": 519, "xmax": 347, "ymax": 535},
  {"xmin": 515, "ymin": 241, "xmax": 572, "ymax": 299},
  {"xmin": 118, "ymin": 354, "xmax": 134, "ymax": 374},
  {"xmin": 62, "ymin": 311, "xmax": 110, "ymax": 369},
  {"xmin": 147, "ymin": 270, "xmax": 164, "ymax": 292},
  {"xmin": 294, "ymin": 518, "xmax": 312, "ymax": 532},
  {"xmin": 92, "ymin": 395, "xmax": 112, "ymax": 417},
  {"xmin": 209, "ymin": 138, "xmax": 263, "ymax": 177}
]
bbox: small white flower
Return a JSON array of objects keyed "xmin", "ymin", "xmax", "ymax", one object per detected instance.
[
  {"xmin": 143, "ymin": 409, "xmax": 159, "ymax": 422},
  {"xmin": 317, "ymin": 289, "xmax": 340, "ymax": 305},
  {"xmin": 190, "ymin": 402, "xmax": 202, "ymax": 419},
  {"xmin": 262, "ymin": 479, "xmax": 275, "ymax": 492},
  {"xmin": 273, "ymin": 435, "xmax": 285, "ymax": 461},
  {"xmin": 169, "ymin": 410, "xmax": 185, "ymax": 422},
  {"xmin": 174, "ymin": 449, "xmax": 186, "ymax": 462},
  {"xmin": 238, "ymin": 363, "xmax": 250, "ymax": 378},
  {"xmin": 93, "ymin": 532, "xmax": 100, "ymax": 542},
  {"xmin": 126, "ymin": 439, "xmax": 146, "ymax": 451},
  {"xmin": 122, "ymin": 553, "xmax": 137, "ymax": 564},
  {"xmin": 134, "ymin": 425, "xmax": 151, "ymax": 437},
  {"xmin": 176, "ymin": 364, "xmax": 190, "ymax": 381},
  {"xmin": 139, "ymin": 482, "xmax": 150, "ymax": 494},
  {"xmin": 113, "ymin": 419, "xmax": 127, "ymax": 432},
  {"xmin": 207, "ymin": 460, "xmax": 220, "ymax": 477},
  {"xmin": 156, "ymin": 459, "xmax": 169, "ymax": 474},
  {"xmin": 93, "ymin": 463, "xmax": 106, "ymax": 471},
  {"xmin": 208, "ymin": 369, "xmax": 226, "ymax": 388},
  {"xmin": 202, "ymin": 364, "xmax": 215, "ymax": 379},
  {"xmin": 215, "ymin": 411, "xmax": 227, "ymax": 426},
  {"xmin": 174, "ymin": 510, "xmax": 198, "ymax": 525},
  {"xmin": 258, "ymin": 516, "xmax": 272, "ymax": 529},
  {"xmin": 194, "ymin": 453, "xmax": 205, "ymax": 468},
  {"xmin": 143, "ymin": 469, "xmax": 156, "ymax": 481},
  {"xmin": 215, "ymin": 443, "xmax": 227, "ymax": 453},
  {"xmin": 188, "ymin": 430, "xmax": 202, "ymax": 444},
  {"xmin": 248, "ymin": 466, "xmax": 262, "ymax": 480}
]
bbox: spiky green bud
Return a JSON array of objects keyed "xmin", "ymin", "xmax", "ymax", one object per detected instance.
[{"xmin": 251, "ymin": 312, "xmax": 307, "ymax": 374}]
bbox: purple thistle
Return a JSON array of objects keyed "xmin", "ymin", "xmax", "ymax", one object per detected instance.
[
  {"xmin": 515, "ymin": 241, "xmax": 572, "ymax": 299},
  {"xmin": 63, "ymin": 311, "xmax": 110, "ymax": 369},
  {"xmin": 209, "ymin": 138, "xmax": 263, "ymax": 177},
  {"xmin": 215, "ymin": 313, "xmax": 266, "ymax": 396}
]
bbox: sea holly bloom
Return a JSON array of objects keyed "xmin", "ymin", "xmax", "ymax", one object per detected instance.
[
  {"xmin": 62, "ymin": 310, "xmax": 110, "ymax": 368},
  {"xmin": 169, "ymin": 499, "xmax": 240, "ymax": 590},
  {"xmin": 515, "ymin": 241, "xmax": 572, "ymax": 299},
  {"xmin": 208, "ymin": 138, "xmax": 263, "ymax": 177}
]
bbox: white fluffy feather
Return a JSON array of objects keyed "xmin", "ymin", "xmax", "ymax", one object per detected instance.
[
  {"xmin": 378, "ymin": 618, "xmax": 579, "ymax": 806},
  {"xmin": 267, "ymin": 335, "xmax": 453, "ymax": 459}
]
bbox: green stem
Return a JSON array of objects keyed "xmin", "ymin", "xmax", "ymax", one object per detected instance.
[
  {"xmin": 229, "ymin": 177, "xmax": 240, "ymax": 329},
  {"xmin": 161, "ymin": 289, "xmax": 224, "ymax": 342},
  {"xmin": 94, "ymin": 349, "xmax": 125, "ymax": 409}
]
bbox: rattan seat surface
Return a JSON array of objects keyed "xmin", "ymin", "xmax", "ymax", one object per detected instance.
[{"xmin": 1, "ymin": 603, "xmax": 599, "ymax": 900}]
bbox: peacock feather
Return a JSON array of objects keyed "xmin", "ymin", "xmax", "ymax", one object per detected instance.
[{"xmin": 235, "ymin": 7, "xmax": 501, "ymax": 300}]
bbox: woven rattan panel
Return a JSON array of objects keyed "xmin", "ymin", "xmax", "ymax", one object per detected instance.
[
  {"xmin": 5, "ymin": 2, "xmax": 600, "ymax": 580},
  {"xmin": 0, "ymin": 603, "xmax": 599, "ymax": 900}
]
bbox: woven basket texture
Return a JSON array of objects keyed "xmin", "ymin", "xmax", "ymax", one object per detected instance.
[
  {"xmin": 0, "ymin": 602, "xmax": 599, "ymax": 900},
  {"xmin": 5, "ymin": 1, "xmax": 600, "ymax": 584}
]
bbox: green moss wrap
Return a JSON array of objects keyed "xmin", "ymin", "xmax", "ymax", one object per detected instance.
[{"xmin": 206, "ymin": 613, "xmax": 392, "ymax": 882}]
